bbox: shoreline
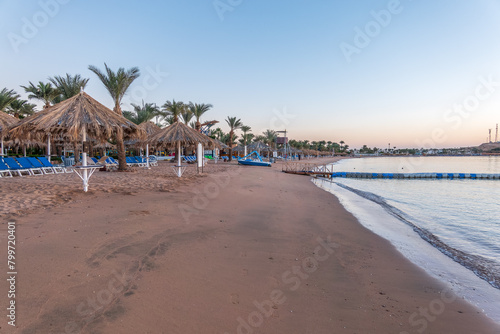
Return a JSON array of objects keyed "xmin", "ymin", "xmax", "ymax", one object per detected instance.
[
  {"xmin": 1, "ymin": 159, "xmax": 499, "ymax": 333},
  {"xmin": 314, "ymin": 177, "xmax": 500, "ymax": 325}
]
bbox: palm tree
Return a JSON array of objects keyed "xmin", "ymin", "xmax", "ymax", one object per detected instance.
[
  {"xmin": 210, "ymin": 127, "xmax": 224, "ymax": 140},
  {"xmin": 253, "ymin": 135, "xmax": 266, "ymax": 143},
  {"xmin": 21, "ymin": 81, "xmax": 60, "ymax": 109},
  {"xmin": 339, "ymin": 140, "xmax": 345, "ymax": 151},
  {"xmin": 88, "ymin": 63, "xmax": 140, "ymax": 170},
  {"xmin": 0, "ymin": 88, "xmax": 19, "ymax": 112},
  {"xmin": 262, "ymin": 129, "xmax": 277, "ymax": 149},
  {"xmin": 123, "ymin": 101, "xmax": 160, "ymax": 125},
  {"xmin": 163, "ymin": 115, "xmax": 176, "ymax": 125},
  {"xmin": 161, "ymin": 100, "xmax": 184, "ymax": 123},
  {"xmin": 49, "ymin": 73, "xmax": 89, "ymax": 101},
  {"xmin": 240, "ymin": 125, "xmax": 251, "ymax": 145},
  {"xmin": 189, "ymin": 102, "xmax": 213, "ymax": 131},
  {"xmin": 7, "ymin": 99, "xmax": 36, "ymax": 119},
  {"xmin": 180, "ymin": 106, "xmax": 193, "ymax": 125},
  {"xmin": 225, "ymin": 116, "xmax": 242, "ymax": 161}
]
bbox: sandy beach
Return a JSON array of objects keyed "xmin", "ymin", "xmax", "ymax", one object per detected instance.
[{"xmin": 1, "ymin": 159, "xmax": 499, "ymax": 334}]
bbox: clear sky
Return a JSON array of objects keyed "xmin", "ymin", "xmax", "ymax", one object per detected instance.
[{"xmin": 1, "ymin": 0, "xmax": 500, "ymax": 148}]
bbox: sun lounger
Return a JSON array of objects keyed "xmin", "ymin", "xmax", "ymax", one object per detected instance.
[
  {"xmin": 38, "ymin": 157, "xmax": 65, "ymax": 174},
  {"xmin": 134, "ymin": 156, "xmax": 147, "ymax": 167},
  {"xmin": 106, "ymin": 157, "xmax": 119, "ymax": 166},
  {"xmin": 183, "ymin": 156, "xmax": 196, "ymax": 163},
  {"xmin": 0, "ymin": 160, "xmax": 13, "ymax": 177},
  {"xmin": 3, "ymin": 157, "xmax": 32, "ymax": 176},
  {"xmin": 126, "ymin": 156, "xmax": 139, "ymax": 167},
  {"xmin": 16, "ymin": 157, "xmax": 43, "ymax": 175},
  {"xmin": 148, "ymin": 155, "xmax": 158, "ymax": 167},
  {"xmin": 27, "ymin": 157, "xmax": 54, "ymax": 174}
]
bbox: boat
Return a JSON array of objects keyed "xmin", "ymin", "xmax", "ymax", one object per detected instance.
[{"xmin": 237, "ymin": 151, "xmax": 272, "ymax": 167}]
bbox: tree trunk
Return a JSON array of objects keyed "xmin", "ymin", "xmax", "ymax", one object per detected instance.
[
  {"xmin": 228, "ymin": 131, "xmax": 233, "ymax": 162},
  {"xmin": 114, "ymin": 105, "xmax": 128, "ymax": 171},
  {"xmin": 116, "ymin": 133, "xmax": 127, "ymax": 170}
]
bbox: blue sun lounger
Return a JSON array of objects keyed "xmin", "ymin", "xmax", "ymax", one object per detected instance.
[
  {"xmin": 126, "ymin": 156, "xmax": 139, "ymax": 167},
  {"xmin": 133, "ymin": 156, "xmax": 147, "ymax": 167},
  {"xmin": 3, "ymin": 157, "xmax": 32, "ymax": 176},
  {"xmin": 38, "ymin": 157, "xmax": 66, "ymax": 173},
  {"xmin": 27, "ymin": 157, "xmax": 54, "ymax": 174},
  {"xmin": 0, "ymin": 159, "xmax": 13, "ymax": 177},
  {"xmin": 16, "ymin": 157, "xmax": 43, "ymax": 175}
]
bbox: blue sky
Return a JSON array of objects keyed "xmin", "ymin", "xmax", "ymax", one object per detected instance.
[{"xmin": 1, "ymin": 0, "xmax": 500, "ymax": 148}]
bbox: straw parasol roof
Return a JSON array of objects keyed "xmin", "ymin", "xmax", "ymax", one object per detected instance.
[
  {"xmin": 125, "ymin": 121, "xmax": 161, "ymax": 147},
  {"xmin": 148, "ymin": 121, "xmax": 218, "ymax": 148},
  {"xmin": 139, "ymin": 121, "xmax": 161, "ymax": 136},
  {"xmin": 0, "ymin": 112, "xmax": 18, "ymax": 138},
  {"xmin": 248, "ymin": 141, "xmax": 270, "ymax": 151},
  {"xmin": 9, "ymin": 91, "xmax": 144, "ymax": 142},
  {"xmin": 231, "ymin": 145, "xmax": 245, "ymax": 153}
]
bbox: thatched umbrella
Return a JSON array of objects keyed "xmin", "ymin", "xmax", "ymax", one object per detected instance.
[
  {"xmin": 148, "ymin": 121, "xmax": 217, "ymax": 176},
  {"xmin": 232, "ymin": 145, "xmax": 245, "ymax": 153},
  {"xmin": 248, "ymin": 141, "xmax": 270, "ymax": 157},
  {"xmin": 0, "ymin": 112, "xmax": 18, "ymax": 156},
  {"xmin": 9, "ymin": 91, "xmax": 144, "ymax": 191}
]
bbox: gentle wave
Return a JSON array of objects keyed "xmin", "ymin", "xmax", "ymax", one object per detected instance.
[{"xmin": 333, "ymin": 181, "xmax": 500, "ymax": 290}]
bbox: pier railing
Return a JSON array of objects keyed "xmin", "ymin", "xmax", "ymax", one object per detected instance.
[{"xmin": 282, "ymin": 162, "xmax": 334, "ymax": 175}]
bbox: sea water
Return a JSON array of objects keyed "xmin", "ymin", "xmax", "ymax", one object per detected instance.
[{"xmin": 313, "ymin": 156, "xmax": 500, "ymax": 323}]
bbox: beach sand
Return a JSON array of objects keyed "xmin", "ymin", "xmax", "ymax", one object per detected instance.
[{"xmin": 1, "ymin": 159, "xmax": 499, "ymax": 333}]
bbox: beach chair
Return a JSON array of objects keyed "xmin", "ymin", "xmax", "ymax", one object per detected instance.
[
  {"xmin": 106, "ymin": 157, "xmax": 119, "ymax": 166},
  {"xmin": 38, "ymin": 157, "xmax": 65, "ymax": 174},
  {"xmin": 0, "ymin": 160, "xmax": 13, "ymax": 177},
  {"xmin": 3, "ymin": 157, "xmax": 32, "ymax": 176},
  {"xmin": 125, "ymin": 156, "xmax": 139, "ymax": 167},
  {"xmin": 16, "ymin": 157, "xmax": 44, "ymax": 176},
  {"xmin": 148, "ymin": 155, "xmax": 158, "ymax": 167},
  {"xmin": 183, "ymin": 156, "xmax": 196, "ymax": 164},
  {"xmin": 134, "ymin": 156, "xmax": 147, "ymax": 167},
  {"xmin": 90, "ymin": 157, "xmax": 99, "ymax": 164},
  {"xmin": 27, "ymin": 157, "xmax": 54, "ymax": 174}
]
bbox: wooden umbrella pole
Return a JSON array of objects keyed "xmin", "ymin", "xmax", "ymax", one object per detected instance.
[
  {"xmin": 146, "ymin": 143, "xmax": 150, "ymax": 169},
  {"xmin": 1, "ymin": 137, "xmax": 4, "ymax": 156}
]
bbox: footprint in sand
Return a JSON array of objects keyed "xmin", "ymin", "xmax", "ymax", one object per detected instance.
[{"xmin": 241, "ymin": 269, "xmax": 248, "ymax": 276}]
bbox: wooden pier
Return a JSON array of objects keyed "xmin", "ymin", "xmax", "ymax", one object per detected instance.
[{"xmin": 282, "ymin": 162, "xmax": 333, "ymax": 176}]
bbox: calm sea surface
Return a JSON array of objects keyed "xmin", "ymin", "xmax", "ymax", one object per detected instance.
[{"xmin": 313, "ymin": 156, "xmax": 500, "ymax": 322}]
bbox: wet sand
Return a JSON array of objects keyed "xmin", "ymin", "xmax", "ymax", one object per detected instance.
[{"xmin": 1, "ymin": 158, "xmax": 499, "ymax": 333}]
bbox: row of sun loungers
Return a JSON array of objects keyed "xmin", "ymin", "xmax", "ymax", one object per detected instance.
[
  {"xmin": 0, "ymin": 155, "xmax": 160, "ymax": 178},
  {"xmin": 88, "ymin": 156, "xmax": 158, "ymax": 168},
  {"xmin": 0, "ymin": 156, "xmax": 70, "ymax": 177}
]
